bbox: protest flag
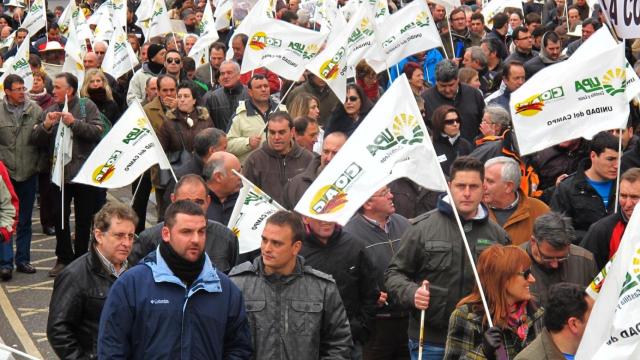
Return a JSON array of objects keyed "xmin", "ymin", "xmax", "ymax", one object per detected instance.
[
  {"xmin": 0, "ymin": 33, "xmax": 34, "ymax": 94},
  {"xmin": 52, "ymin": 95, "xmax": 73, "ymax": 189},
  {"xmin": 228, "ymin": 171, "xmax": 285, "ymax": 254},
  {"xmin": 575, "ymin": 205, "xmax": 640, "ymax": 359},
  {"xmin": 61, "ymin": 21, "xmax": 86, "ymax": 88},
  {"xmin": 226, "ymin": 0, "xmax": 276, "ymax": 60},
  {"xmin": 21, "ymin": 0, "xmax": 46, "ymax": 36},
  {"xmin": 510, "ymin": 41, "xmax": 632, "ymax": 155},
  {"xmin": 294, "ymin": 74, "xmax": 446, "ymax": 225},
  {"xmin": 102, "ymin": 26, "xmax": 140, "ymax": 80},
  {"xmin": 481, "ymin": 0, "xmax": 523, "ymax": 25},
  {"xmin": 188, "ymin": 0, "xmax": 220, "ymax": 59},
  {"xmin": 148, "ymin": 0, "xmax": 174, "ymax": 38},
  {"xmin": 72, "ymin": 101, "xmax": 173, "ymax": 188}
]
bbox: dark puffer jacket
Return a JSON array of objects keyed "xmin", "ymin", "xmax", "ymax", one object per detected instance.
[
  {"xmin": 47, "ymin": 245, "xmax": 118, "ymax": 359},
  {"xmin": 229, "ymin": 256, "xmax": 353, "ymax": 360}
]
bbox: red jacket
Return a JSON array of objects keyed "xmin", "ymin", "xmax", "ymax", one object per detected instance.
[
  {"xmin": 239, "ymin": 67, "xmax": 282, "ymax": 94},
  {"xmin": 0, "ymin": 161, "xmax": 18, "ymax": 242}
]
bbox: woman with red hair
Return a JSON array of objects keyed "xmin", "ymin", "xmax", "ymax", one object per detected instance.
[{"xmin": 444, "ymin": 245, "xmax": 544, "ymax": 359}]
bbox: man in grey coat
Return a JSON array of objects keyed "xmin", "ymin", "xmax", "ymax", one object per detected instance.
[
  {"xmin": 229, "ymin": 210, "xmax": 352, "ymax": 360},
  {"xmin": 129, "ymin": 175, "xmax": 238, "ymax": 273}
]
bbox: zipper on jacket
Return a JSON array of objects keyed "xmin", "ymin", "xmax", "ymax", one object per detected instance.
[{"xmin": 180, "ymin": 288, "xmax": 188, "ymax": 360}]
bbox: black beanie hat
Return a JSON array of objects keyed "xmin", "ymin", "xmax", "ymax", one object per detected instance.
[{"xmin": 147, "ymin": 43, "xmax": 165, "ymax": 61}]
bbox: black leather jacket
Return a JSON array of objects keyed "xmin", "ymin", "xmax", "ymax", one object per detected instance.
[{"xmin": 47, "ymin": 245, "xmax": 119, "ymax": 359}]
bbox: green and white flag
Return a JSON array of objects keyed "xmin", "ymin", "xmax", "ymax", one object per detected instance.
[
  {"xmin": 102, "ymin": 26, "xmax": 140, "ymax": 79},
  {"xmin": 52, "ymin": 96, "xmax": 73, "ymax": 188},
  {"xmin": 228, "ymin": 171, "xmax": 285, "ymax": 254},
  {"xmin": 188, "ymin": 0, "xmax": 219, "ymax": 58},
  {"xmin": 0, "ymin": 34, "xmax": 33, "ymax": 94},
  {"xmin": 21, "ymin": 0, "xmax": 46, "ymax": 36},
  {"xmin": 148, "ymin": 0, "xmax": 174, "ymax": 38},
  {"xmin": 61, "ymin": 21, "xmax": 86, "ymax": 88},
  {"xmin": 295, "ymin": 75, "xmax": 446, "ymax": 225}
]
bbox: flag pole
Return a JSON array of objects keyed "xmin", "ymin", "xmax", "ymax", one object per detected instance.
[
  {"xmin": 614, "ymin": 128, "xmax": 622, "ymax": 213},
  {"xmin": 130, "ymin": 176, "xmax": 144, "ymax": 207},
  {"xmin": 446, "ymin": 17, "xmax": 455, "ymax": 60},
  {"xmin": 417, "ymin": 283, "xmax": 427, "ymax": 360},
  {"xmin": 60, "ymin": 125, "xmax": 65, "ymax": 231},
  {"xmin": 277, "ymin": 81, "xmax": 294, "ymax": 106}
]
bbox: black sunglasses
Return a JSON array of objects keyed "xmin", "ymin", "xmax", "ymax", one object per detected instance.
[
  {"xmin": 166, "ymin": 58, "xmax": 181, "ymax": 64},
  {"xmin": 518, "ymin": 268, "xmax": 533, "ymax": 280},
  {"xmin": 444, "ymin": 118, "xmax": 461, "ymax": 125},
  {"xmin": 345, "ymin": 96, "xmax": 359, "ymax": 102}
]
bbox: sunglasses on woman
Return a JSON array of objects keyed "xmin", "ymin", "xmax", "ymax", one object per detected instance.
[
  {"xmin": 517, "ymin": 268, "xmax": 533, "ymax": 280},
  {"xmin": 345, "ymin": 96, "xmax": 359, "ymax": 102},
  {"xmin": 444, "ymin": 118, "xmax": 461, "ymax": 125}
]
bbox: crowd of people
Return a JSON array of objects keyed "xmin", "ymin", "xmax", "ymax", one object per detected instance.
[{"xmin": 0, "ymin": 0, "xmax": 638, "ymax": 358}]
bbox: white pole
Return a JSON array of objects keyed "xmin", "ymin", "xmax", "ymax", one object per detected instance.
[
  {"xmin": 277, "ymin": 82, "xmax": 295, "ymax": 107},
  {"xmin": 417, "ymin": 282, "xmax": 427, "ymax": 360},
  {"xmin": 130, "ymin": 176, "xmax": 144, "ymax": 207},
  {"xmin": 614, "ymin": 128, "xmax": 622, "ymax": 213},
  {"xmin": 447, "ymin": 19, "xmax": 455, "ymax": 60},
  {"xmin": 0, "ymin": 343, "xmax": 42, "ymax": 360}
]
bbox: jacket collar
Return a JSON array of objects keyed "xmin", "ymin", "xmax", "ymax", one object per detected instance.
[
  {"xmin": 260, "ymin": 139, "xmax": 306, "ymax": 159},
  {"xmin": 437, "ymin": 193, "xmax": 489, "ymax": 224},
  {"xmin": 304, "ymin": 225, "xmax": 343, "ymax": 248},
  {"xmin": 254, "ymin": 255, "xmax": 305, "ymax": 284},
  {"xmin": 224, "ymin": 82, "xmax": 245, "ymax": 95},
  {"xmin": 88, "ymin": 244, "xmax": 117, "ymax": 279},
  {"xmin": 145, "ymin": 247, "xmax": 222, "ymax": 295}
]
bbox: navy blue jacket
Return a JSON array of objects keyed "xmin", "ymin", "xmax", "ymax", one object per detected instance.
[{"xmin": 98, "ymin": 248, "xmax": 252, "ymax": 359}]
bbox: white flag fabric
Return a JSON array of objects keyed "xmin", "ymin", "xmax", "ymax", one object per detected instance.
[
  {"xmin": 482, "ymin": 0, "xmax": 523, "ymax": 25},
  {"xmin": 21, "ymin": 0, "xmax": 46, "ymax": 36},
  {"xmin": 228, "ymin": 171, "xmax": 285, "ymax": 253},
  {"xmin": 148, "ymin": 0, "xmax": 174, "ymax": 38},
  {"xmin": 0, "ymin": 35, "xmax": 34, "ymax": 94},
  {"xmin": 373, "ymin": 0, "xmax": 389, "ymax": 23},
  {"xmin": 188, "ymin": 0, "xmax": 220, "ymax": 58},
  {"xmin": 214, "ymin": 0, "xmax": 234, "ymax": 30},
  {"xmin": 135, "ymin": 0, "xmax": 154, "ymax": 37},
  {"xmin": 575, "ymin": 207, "xmax": 640, "ymax": 359},
  {"xmin": 0, "ymin": 31, "xmax": 15, "ymax": 50},
  {"xmin": 510, "ymin": 42, "xmax": 631, "ymax": 155},
  {"xmin": 598, "ymin": 0, "xmax": 640, "ymax": 38},
  {"xmin": 367, "ymin": 0, "xmax": 443, "ymax": 73},
  {"xmin": 226, "ymin": 0, "xmax": 276, "ymax": 60},
  {"xmin": 102, "ymin": 26, "xmax": 140, "ymax": 80},
  {"xmin": 52, "ymin": 97, "xmax": 73, "ymax": 188},
  {"xmin": 294, "ymin": 75, "xmax": 447, "ymax": 225},
  {"xmin": 572, "ymin": 28, "xmax": 640, "ymax": 102},
  {"xmin": 430, "ymin": 0, "xmax": 462, "ymax": 14},
  {"xmin": 241, "ymin": 18, "xmax": 327, "ymax": 80},
  {"xmin": 72, "ymin": 102, "xmax": 172, "ymax": 188},
  {"xmin": 61, "ymin": 21, "xmax": 85, "ymax": 88},
  {"xmin": 344, "ymin": 4, "xmax": 379, "ymax": 67},
  {"xmin": 58, "ymin": 1, "xmax": 87, "ymax": 36}
]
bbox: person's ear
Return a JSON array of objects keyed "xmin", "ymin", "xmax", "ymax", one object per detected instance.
[{"xmin": 161, "ymin": 225, "xmax": 171, "ymax": 243}]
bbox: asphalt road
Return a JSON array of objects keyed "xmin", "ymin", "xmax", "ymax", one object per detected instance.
[{"xmin": 0, "ymin": 187, "xmax": 157, "ymax": 360}]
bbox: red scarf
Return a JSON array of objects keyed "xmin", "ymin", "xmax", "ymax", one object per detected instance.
[
  {"xmin": 507, "ymin": 301, "xmax": 529, "ymax": 342},
  {"xmin": 609, "ymin": 220, "xmax": 626, "ymax": 260},
  {"xmin": 356, "ymin": 79, "xmax": 380, "ymax": 102}
]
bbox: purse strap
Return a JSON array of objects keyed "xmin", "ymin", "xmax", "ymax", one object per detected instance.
[{"xmin": 171, "ymin": 118, "xmax": 187, "ymax": 152}]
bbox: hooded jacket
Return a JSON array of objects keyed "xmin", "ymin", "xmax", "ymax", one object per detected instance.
[
  {"xmin": 299, "ymin": 226, "xmax": 379, "ymax": 344},
  {"xmin": 126, "ymin": 61, "xmax": 165, "ymax": 105},
  {"xmin": 242, "ymin": 141, "xmax": 313, "ymax": 206},
  {"xmin": 385, "ymin": 195, "xmax": 510, "ymax": 345},
  {"xmin": 229, "ymin": 256, "xmax": 353, "ymax": 360}
]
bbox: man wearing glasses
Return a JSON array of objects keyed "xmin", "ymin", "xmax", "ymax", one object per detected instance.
[
  {"xmin": 524, "ymin": 212, "xmax": 598, "ymax": 308},
  {"xmin": 506, "ymin": 27, "xmax": 538, "ymax": 64},
  {"xmin": 47, "ymin": 202, "xmax": 138, "ymax": 359},
  {"xmin": 164, "ymin": 50, "xmax": 185, "ymax": 85}
]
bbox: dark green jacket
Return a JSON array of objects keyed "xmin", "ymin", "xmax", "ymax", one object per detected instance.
[{"xmin": 0, "ymin": 98, "xmax": 42, "ymax": 181}]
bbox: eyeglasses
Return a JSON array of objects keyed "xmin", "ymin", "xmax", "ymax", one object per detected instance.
[
  {"xmin": 8, "ymin": 87, "xmax": 26, "ymax": 92},
  {"xmin": 444, "ymin": 118, "xmax": 461, "ymax": 125},
  {"xmin": 166, "ymin": 58, "xmax": 181, "ymax": 64},
  {"xmin": 451, "ymin": 16, "xmax": 466, "ymax": 22},
  {"xmin": 516, "ymin": 35, "xmax": 532, "ymax": 41},
  {"xmin": 108, "ymin": 232, "xmax": 135, "ymax": 242},
  {"xmin": 534, "ymin": 241, "xmax": 570, "ymax": 263},
  {"xmin": 345, "ymin": 96, "xmax": 359, "ymax": 103},
  {"xmin": 517, "ymin": 268, "xmax": 533, "ymax": 280}
]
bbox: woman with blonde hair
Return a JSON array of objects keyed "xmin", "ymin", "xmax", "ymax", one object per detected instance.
[
  {"xmin": 444, "ymin": 245, "xmax": 544, "ymax": 360},
  {"xmin": 287, "ymin": 91, "xmax": 321, "ymax": 122},
  {"xmin": 80, "ymin": 68, "xmax": 121, "ymax": 125}
]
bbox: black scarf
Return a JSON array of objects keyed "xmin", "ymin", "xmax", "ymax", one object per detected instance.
[
  {"xmin": 147, "ymin": 60, "xmax": 165, "ymax": 75},
  {"xmin": 88, "ymin": 87, "xmax": 108, "ymax": 103},
  {"xmin": 159, "ymin": 241, "xmax": 205, "ymax": 287}
]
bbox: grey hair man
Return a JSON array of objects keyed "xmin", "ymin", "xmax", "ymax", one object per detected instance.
[
  {"xmin": 203, "ymin": 59, "xmax": 248, "ymax": 131},
  {"xmin": 462, "ymin": 46, "xmax": 487, "ymax": 72},
  {"xmin": 523, "ymin": 212, "xmax": 598, "ymax": 307},
  {"xmin": 423, "ymin": 59, "xmax": 485, "ymax": 142},
  {"xmin": 469, "ymin": 105, "xmax": 513, "ymax": 163},
  {"xmin": 203, "ymin": 152, "xmax": 242, "ymax": 225},
  {"xmin": 484, "ymin": 156, "xmax": 549, "ymax": 245}
]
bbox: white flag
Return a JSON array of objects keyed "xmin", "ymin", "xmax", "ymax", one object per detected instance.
[
  {"xmin": 228, "ymin": 171, "xmax": 285, "ymax": 253},
  {"xmin": 21, "ymin": 0, "xmax": 46, "ymax": 36},
  {"xmin": 58, "ymin": 1, "xmax": 86, "ymax": 36},
  {"xmin": 241, "ymin": 18, "xmax": 327, "ymax": 81},
  {"xmin": 482, "ymin": 0, "xmax": 523, "ymax": 25},
  {"xmin": 148, "ymin": 0, "xmax": 174, "ymax": 38},
  {"xmin": 135, "ymin": 0, "xmax": 154, "ymax": 38},
  {"xmin": 294, "ymin": 75, "xmax": 447, "ymax": 225},
  {"xmin": 102, "ymin": 26, "xmax": 140, "ymax": 80},
  {"xmin": 188, "ymin": 0, "xmax": 220, "ymax": 58},
  {"xmin": 93, "ymin": 12, "xmax": 115, "ymax": 43},
  {"xmin": 0, "ymin": 34, "xmax": 34, "ymax": 94},
  {"xmin": 52, "ymin": 96, "xmax": 73, "ymax": 188},
  {"xmin": 575, "ymin": 207, "xmax": 640, "ymax": 359},
  {"xmin": 61, "ymin": 21, "xmax": 86, "ymax": 88},
  {"xmin": 367, "ymin": 0, "xmax": 443, "ymax": 73},
  {"xmin": 510, "ymin": 42, "xmax": 630, "ymax": 155},
  {"xmin": 226, "ymin": 0, "xmax": 276, "ymax": 60},
  {"xmin": 0, "ymin": 31, "xmax": 15, "ymax": 51},
  {"xmin": 373, "ymin": 0, "xmax": 389, "ymax": 23},
  {"xmin": 214, "ymin": 0, "xmax": 234, "ymax": 30},
  {"xmin": 598, "ymin": 0, "xmax": 640, "ymax": 38},
  {"xmin": 72, "ymin": 102, "xmax": 172, "ymax": 188},
  {"xmin": 344, "ymin": 4, "xmax": 380, "ymax": 67},
  {"xmin": 430, "ymin": 0, "xmax": 462, "ymax": 14}
]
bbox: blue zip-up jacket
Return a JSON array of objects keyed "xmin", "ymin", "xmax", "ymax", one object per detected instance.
[
  {"xmin": 98, "ymin": 248, "xmax": 252, "ymax": 359},
  {"xmin": 387, "ymin": 50, "xmax": 444, "ymax": 88}
]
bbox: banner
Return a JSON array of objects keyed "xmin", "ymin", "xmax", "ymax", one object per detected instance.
[
  {"xmin": 294, "ymin": 75, "xmax": 447, "ymax": 225},
  {"xmin": 214, "ymin": 0, "xmax": 234, "ymax": 30},
  {"xmin": 0, "ymin": 34, "xmax": 34, "ymax": 94},
  {"xmin": 598, "ymin": 0, "xmax": 640, "ymax": 38},
  {"xmin": 52, "ymin": 97, "xmax": 73, "ymax": 188},
  {"xmin": 72, "ymin": 102, "xmax": 172, "ymax": 188},
  {"xmin": 148, "ymin": 0, "xmax": 174, "ymax": 38},
  {"xmin": 241, "ymin": 18, "xmax": 327, "ymax": 80},
  {"xmin": 510, "ymin": 42, "xmax": 631, "ymax": 155},
  {"xmin": 228, "ymin": 171, "xmax": 285, "ymax": 253},
  {"xmin": 575, "ymin": 207, "xmax": 640, "ymax": 359},
  {"xmin": 226, "ymin": 0, "xmax": 276, "ymax": 60},
  {"xmin": 21, "ymin": 0, "xmax": 46, "ymax": 36},
  {"xmin": 188, "ymin": 0, "xmax": 220, "ymax": 58},
  {"xmin": 344, "ymin": 4, "xmax": 380, "ymax": 67},
  {"xmin": 58, "ymin": 1, "xmax": 87, "ymax": 36},
  {"xmin": 367, "ymin": 0, "xmax": 443, "ymax": 73},
  {"xmin": 430, "ymin": 0, "xmax": 462, "ymax": 13},
  {"xmin": 481, "ymin": 0, "xmax": 523, "ymax": 25},
  {"xmin": 61, "ymin": 21, "xmax": 86, "ymax": 88},
  {"xmin": 102, "ymin": 26, "xmax": 140, "ymax": 80}
]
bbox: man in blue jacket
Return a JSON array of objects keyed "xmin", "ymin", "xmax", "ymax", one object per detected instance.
[{"xmin": 98, "ymin": 200, "xmax": 252, "ymax": 359}]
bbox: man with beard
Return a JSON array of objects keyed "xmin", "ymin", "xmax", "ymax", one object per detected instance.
[{"xmin": 524, "ymin": 31, "xmax": 567, "ymax": 79}]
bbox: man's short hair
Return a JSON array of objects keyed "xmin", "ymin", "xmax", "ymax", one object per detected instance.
[
  {"xmin": 174, "ymin": 174, "xmax": 208, "ymax": 196},
  {"xmin": 582, "ymin": 18, "xmax": 602, "ymax": 31},
  {"xmin": 511, "ymin": 26, "xmax": 529, "ymax": 42},
  {"xmin": 93, "ymin": 202, "xmax": 138, "ymax": 232},
  {"xmin": 485, "ymin": 156, "xmax": 521, "ymax": 190},
  {"xmin": 492, "ymin": 12, "xmax": 509, "ymax": 29},
  {"xmin": 435, "ymin": 59, "xmax": 459, "ymax": 83},
  {"xmin": 481, "ymin": 38, "xmax": 499, "ymax": 56},
  {"xmin": 55, "ymin": 73, "xmax": 78, "ymax": 95},
  {"xmin": 544, "ymin": 283, "xmax": 590, "ymax": 332},
  {"xmin": 467, "ymin": 46, "xmax": 487, "ymax": 68},
  {"xmin": 220, "ymin": 59, "xmax": 240, "ymax": 73},
  {"xmin": 3, "ymin": 74, "xmax": 24, "ymax": 92},
  {"xmin": 266, "ymin": 210, "xmax": 305, "ymax": 244},
  {"xmin": 503, "ymin": 60, "xmax": 524, "ymax": 80},
  {"xmin": 293, "ymin": 116, "xmax": 316, "ymax": 135},
  {"xmin": 525, "ymin": 12, "xmax": 541, "ymax": 25},
  {"xmin": 248, "ymin": 73, "xmax": 268, "ymax": 89},
  {"xmin": 470, "ymin": 12, "xmax": 484, "ymax": 23},
  {"xmin": 450, "ymin": 156, "xmax": 485, "ymax": 182},
  {"xmin": 182, "ymin": 56, "xmax": 196, "ymax": 72},
  {"xmin": 235, "ymin": 34, "xmax": 249, "ymax": 46},
  {"xmin": 145, "ymin": 76, "xmax": 157, "ymax": 88},
  {"xmin": 590, "ymin": 131, "xmax": 619, "ymax": 155},
  {"xmin": 268, "ymin": 111, "xmax": 293, "ymax": 128},
  {"xmin": 621, "ymin": 168, "xmax": 640, "ymax": 183},
  {"xmin": 532, "ymin": 26, "xmax": 548, "ymax": 38},
  {"xmin": 484, "ymin": 105, "xmax": 511, "ymax": 132},
  {"xmin": 209, "ymin": 41, "xmax": 227, "ymax": 54},
  {"xmin": 533, "ymin": 212, "xmax": 576, "ymax": 248},
  {"xmin": 193, "ymin": 128, "xmax": 226, "ymax": 158},
  {"xmin": 449, "ymin": 8, "xmax": 465, "ymax": 21},
  {"xmin": 281, "ymin": 10, "xmax": 298, "ymax": 23},
  {"xmin": 203, "ymin": 155, "xmax": 226, "ymax": 181},
  {"xmin": 542, "ymin": 31, "xmax": 561, "ymax": 47},
  {"xmin": 157, "ymin": 74, "xmax": 177, "ymax": 90},
  {"xmin": 164, "ymin": 199, "xmax": 205, "ymax": 229}
]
